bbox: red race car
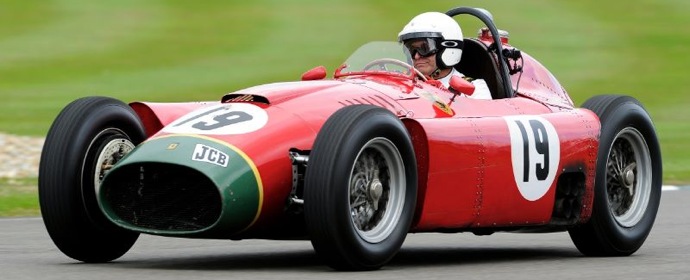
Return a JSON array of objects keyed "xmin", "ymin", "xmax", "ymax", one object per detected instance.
[{"xmin": 39, "ymin": 7, "xmax": 662, "ymax": 271}]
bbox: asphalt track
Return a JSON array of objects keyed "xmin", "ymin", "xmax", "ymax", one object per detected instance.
[{"xmin": 2, "ymin": 189, "xmax": 688, "ymax": 280}]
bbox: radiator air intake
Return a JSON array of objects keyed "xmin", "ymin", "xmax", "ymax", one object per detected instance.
[{"xmin": 101, "ymin": 163, "xmax": 222, "ymax": 232}]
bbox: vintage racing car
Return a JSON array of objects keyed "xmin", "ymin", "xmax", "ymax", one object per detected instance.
[{"xmin": 39, "ymin": 7, "xmax": 662, "ymax": 270}]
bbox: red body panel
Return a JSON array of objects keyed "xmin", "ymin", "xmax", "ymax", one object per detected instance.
[
  {"xmin": 129, "ymin": 45, "xmax": 601, "ymax": 236},
  {"xmin": 411, "ymin": 109, "xmax": 599, "ymax": 231}
]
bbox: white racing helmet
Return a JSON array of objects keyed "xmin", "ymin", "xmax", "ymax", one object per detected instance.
[{"xmin": 398, "ymin": 12, "xmax": 464, "ymax": 68}]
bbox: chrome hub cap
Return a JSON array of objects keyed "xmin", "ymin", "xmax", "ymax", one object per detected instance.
[{"xmin": 369, "ymin": 179, "xmax": 383, "ymax": 210}]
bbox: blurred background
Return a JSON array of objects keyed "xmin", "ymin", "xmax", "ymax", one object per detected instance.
[{"xmin": 0, "ymin": 0, "xmax": 688, "ymax": 214}]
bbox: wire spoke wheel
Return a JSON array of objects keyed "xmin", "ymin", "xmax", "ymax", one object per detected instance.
[
  {"xmin": 39, "ymin": 96, "xmax": 145, "ymax": 262},
  {"xmin": 304, "ymin": 105, "xmax": 417, "ymax": 271},
  {"xmin": 92, "ymin": 129, "xmax": 136, "ymax": 195},
  {"xmin": 568, "ymin": 95, "xmax": 662, "ymax": 256},
  {"xmin": 605, "ymin": 128, "xmax": 651, "ymax": 227},
  {"xmin": 349, "ymin": 138, "xmax": 405, "ymax": 243}
]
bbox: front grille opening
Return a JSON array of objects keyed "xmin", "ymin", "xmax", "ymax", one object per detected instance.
[{"xmin": 102, "ymin": 163, "xmax": 222, "ymax": 231}]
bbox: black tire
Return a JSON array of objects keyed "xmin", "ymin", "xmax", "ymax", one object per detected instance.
[
  {"xmin": 39, "ymin": 96, "xmax": 146, "ymax": 262},
  {"xmin": 568, "ymin": 95, "xmax": 662, "ymax": 256},
  {"xmin": 304, "ymin": 105, "xmax": 418, "ymax": 271}
]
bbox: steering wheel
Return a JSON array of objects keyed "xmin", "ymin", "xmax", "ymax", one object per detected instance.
[{"xmin": 363, "ymin": 58, "xmax": 427, "ymax": 81}]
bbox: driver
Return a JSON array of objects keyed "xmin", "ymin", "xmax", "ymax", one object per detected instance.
[{"xmin": 398, "ymin": 12, "xmax": 492, "ymax": 100}]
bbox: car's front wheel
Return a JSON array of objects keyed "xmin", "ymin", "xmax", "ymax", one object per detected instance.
[
  {"xmin": 39, "ymin": 96, "xmax": 145, "ymax": 262},
  {"xmin": 304, "ymin": 105, "xmax": 417, "ymax": 271}
]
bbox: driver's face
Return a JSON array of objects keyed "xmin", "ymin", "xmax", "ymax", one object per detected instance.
[{"xmin": 407, "ymin": 39, "xmax": 437, "ymax": 76}]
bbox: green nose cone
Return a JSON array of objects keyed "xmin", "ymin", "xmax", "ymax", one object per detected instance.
[{"xmin": 99, "ymin": 135, "xmax": 263, "ymax": 237}]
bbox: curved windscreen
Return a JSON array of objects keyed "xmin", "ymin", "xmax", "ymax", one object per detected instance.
[{"xmin": 338, "ymin": 41, "xmax": 415, "ymax": 75}]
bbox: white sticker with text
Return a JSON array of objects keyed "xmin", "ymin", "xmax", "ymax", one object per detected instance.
[{"xmin": 192, "ymin": 144, "xmax": 229, "ymax": 167}]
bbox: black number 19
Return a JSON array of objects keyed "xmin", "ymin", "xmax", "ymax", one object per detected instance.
[
  {"xmin": 514, "ymin": 120, "xmax": 550, "ymax": 182},
  {"xmin": 174, "ymin": 107, "xmax": 253, "ymax": 131}
]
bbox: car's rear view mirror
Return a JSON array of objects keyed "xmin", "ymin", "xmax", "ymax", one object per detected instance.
[{"xmin": 449, "ymin": 75, "xmax": 475, "ymax": 96}]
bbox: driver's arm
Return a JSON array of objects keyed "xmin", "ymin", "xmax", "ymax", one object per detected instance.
[{"xmin": 469, "ymin": 79, "xmax": 492, "ymax": 100}]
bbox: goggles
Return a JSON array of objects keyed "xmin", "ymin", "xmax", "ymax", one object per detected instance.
[{"xmin": 404, "ymin": 38, "xmax": 439, "ymax": 58}]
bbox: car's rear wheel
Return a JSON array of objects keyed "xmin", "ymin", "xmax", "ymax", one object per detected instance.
[
  {"xmin": 568, "ymin": 95, "xmax": 662, "ymax": 256},
  {"xmin": 39, "ymin": 96, "xmax": 145, "ymax": 262},
  {"xmin": 304, "ymin": 105, "xmax": 417, "ymax": 271}
]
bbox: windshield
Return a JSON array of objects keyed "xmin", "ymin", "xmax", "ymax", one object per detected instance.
[{"xmin": 337, "ymin": 41, "xmax": 414, "ymax": 75}]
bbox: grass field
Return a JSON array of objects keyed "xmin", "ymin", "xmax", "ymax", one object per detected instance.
[
  {"xmin": 1, "ymin": 0, "xmax": 688, "ymax": 186},
  {"xmin": 0, "ymin": 178, "xmax": 38, "ymax": 216}
]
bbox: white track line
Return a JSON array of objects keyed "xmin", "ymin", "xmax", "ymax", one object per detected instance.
[{"xmin": 663, "ymin": 185, "xmax": 680, "ymax": 191}]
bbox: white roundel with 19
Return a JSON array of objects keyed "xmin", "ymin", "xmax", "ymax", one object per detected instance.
[
  {"xmin": 163, "ymin": 103, "xmax": 268, "ymax": 135},
  {"xmin": 504, "ymin": 116, "xmax": 560, "ymax": 201}
]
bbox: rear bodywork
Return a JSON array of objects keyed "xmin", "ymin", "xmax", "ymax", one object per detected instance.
[{"xmin": 98, "ymin": 39, "xmax": 600, "ymax": 240}]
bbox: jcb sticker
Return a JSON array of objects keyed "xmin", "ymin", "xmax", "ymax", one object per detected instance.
[
  {"xmin": 192, "ymin": 144, "xmax": 229, "ymax": 167},
  {"xmin": 504, "ymin": 116, "xmax": 560, "ymax": 201}
]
